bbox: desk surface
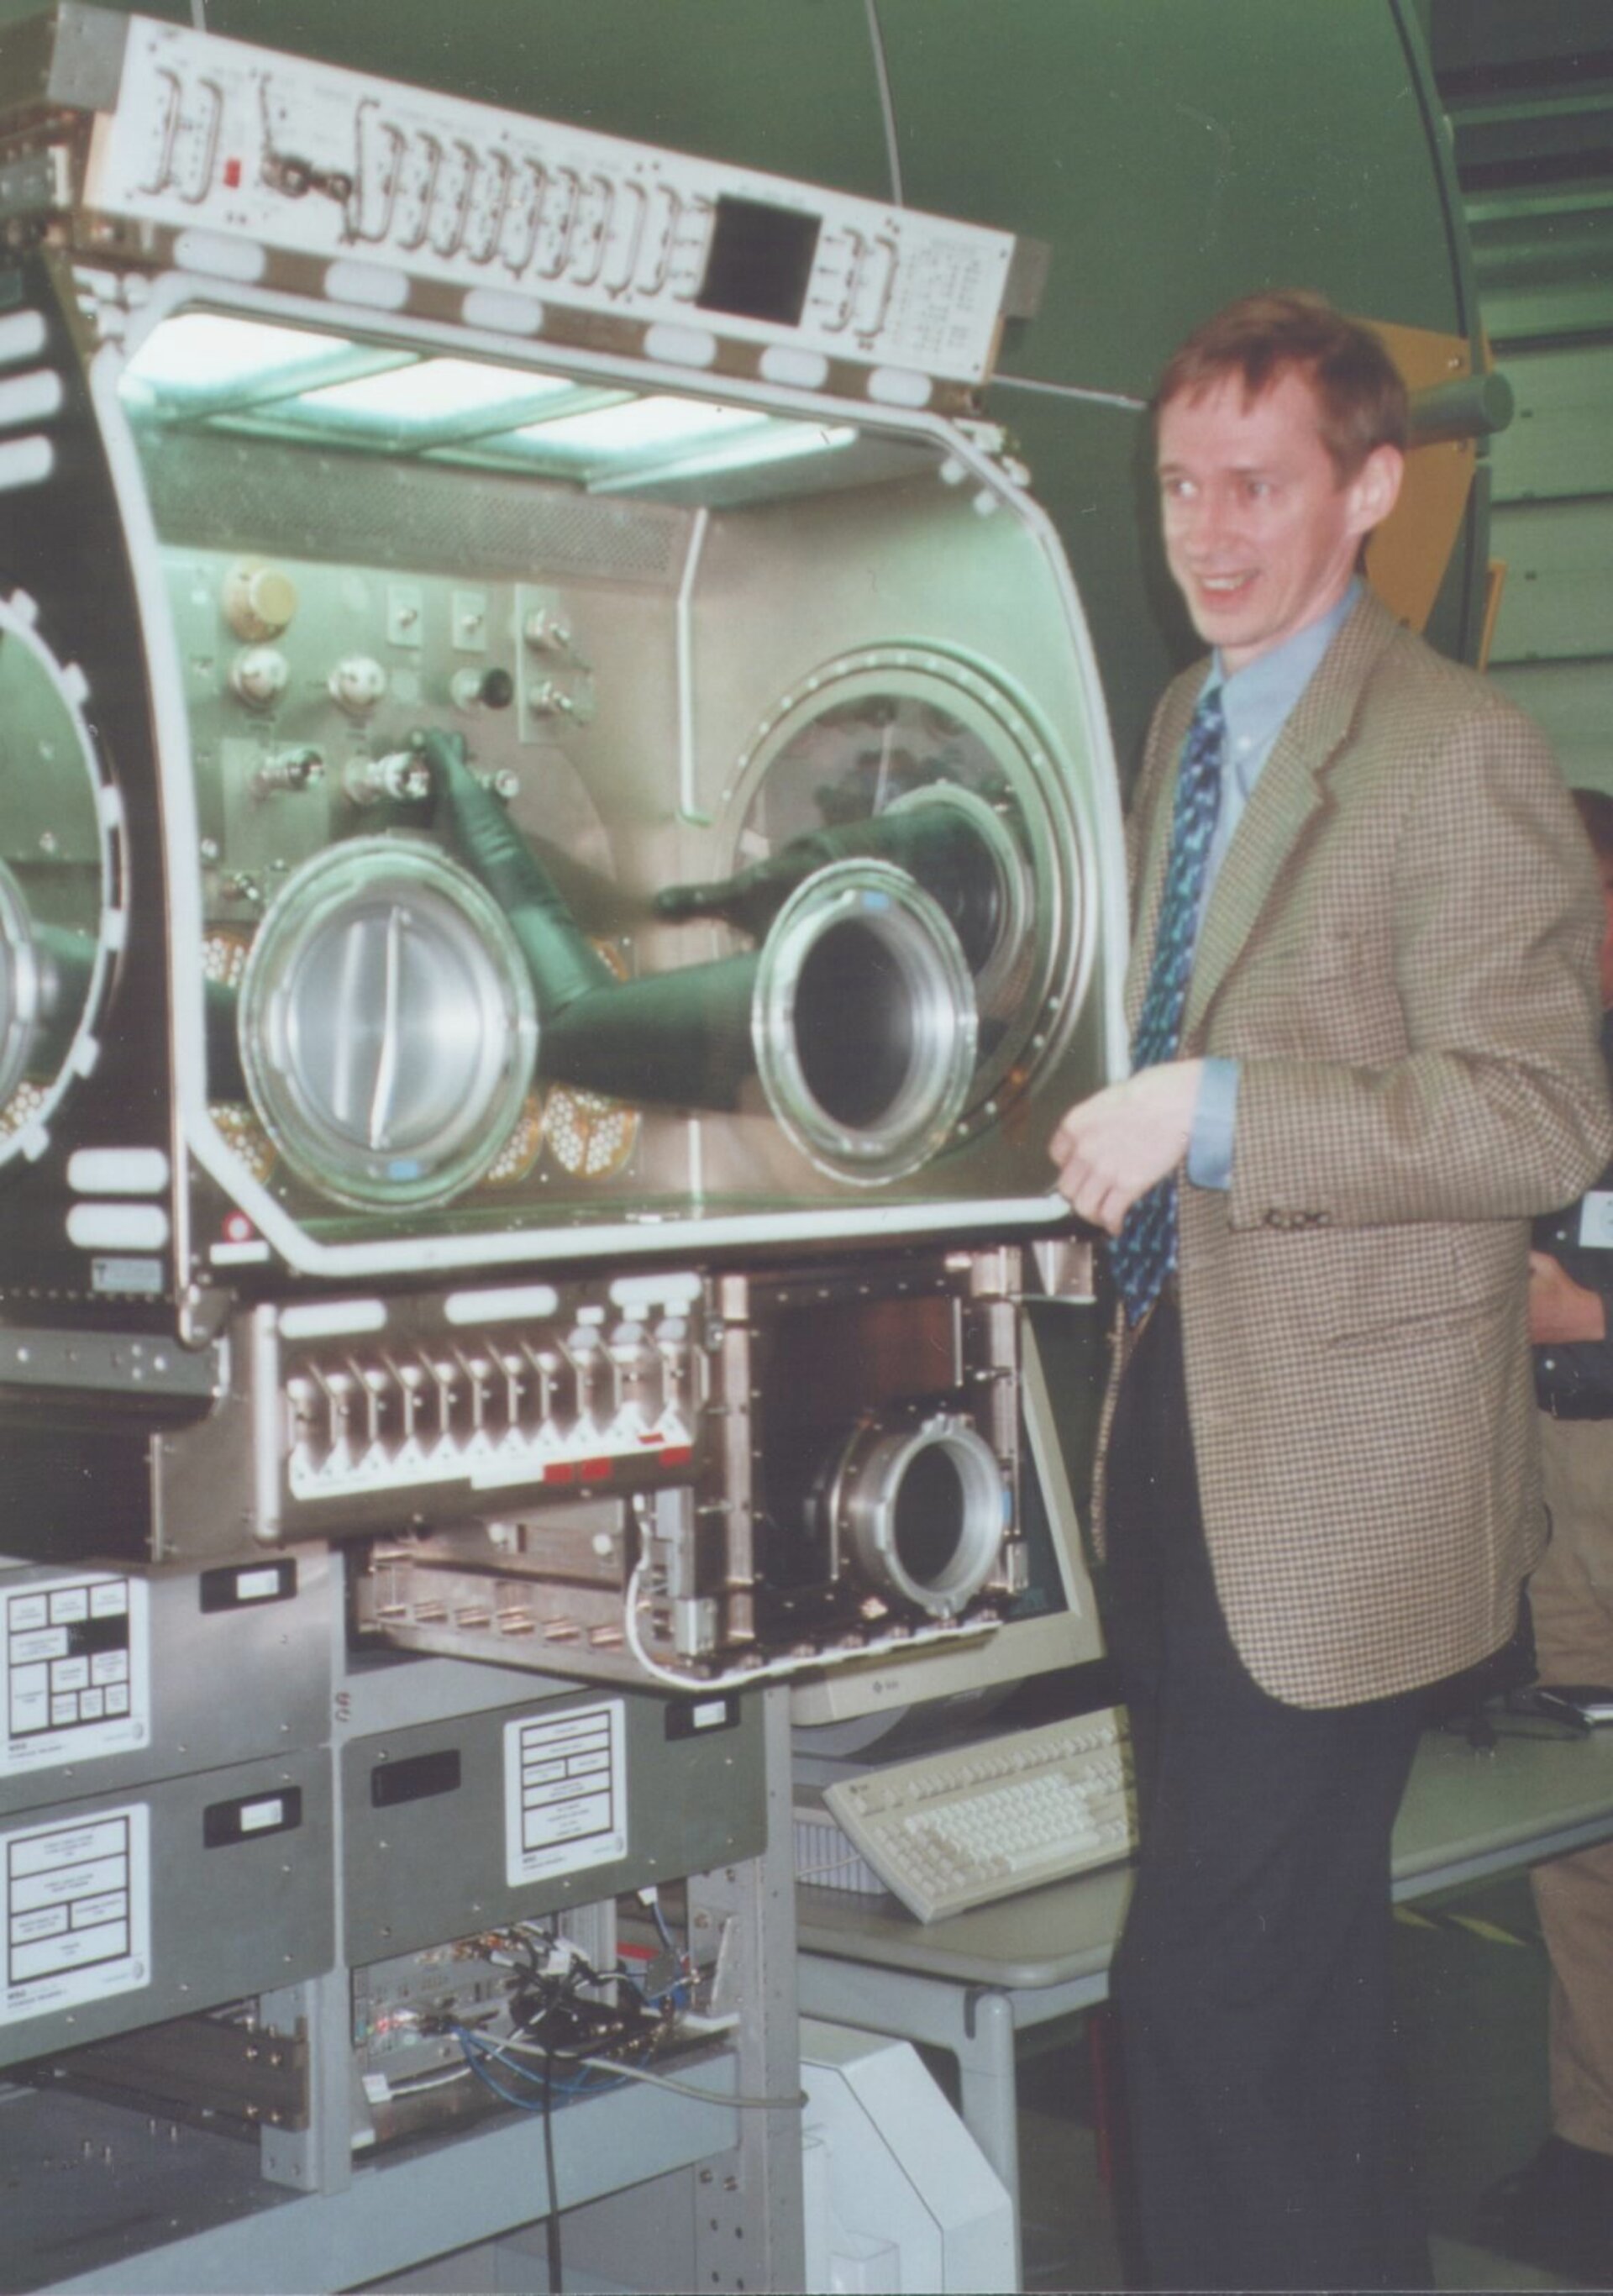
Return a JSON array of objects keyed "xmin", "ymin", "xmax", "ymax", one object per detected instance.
[{"xmin": 797, "ymin": 1720, "xmax": 1613, "ymax": 1994}]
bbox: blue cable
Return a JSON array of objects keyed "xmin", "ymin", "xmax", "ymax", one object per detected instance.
[
  {"xmin": 451, "ymin": 2020, "xmax": 629, "ymax": 2105},
  {"xmin": 646, "ymin": 1904, "xmax": 691, "ymax": 2008}
]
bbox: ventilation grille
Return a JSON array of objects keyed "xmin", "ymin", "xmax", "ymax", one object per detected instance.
[{"xmin": 139, "ymin": 431, "xmax": 691, "ymax": 587}]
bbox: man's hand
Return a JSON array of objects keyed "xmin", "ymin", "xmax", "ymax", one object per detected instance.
[
  {"xmin": 1048, "ymin": 1061, "xmax": 1205, "ymax": 1235},
  {"xmin": 1528, "ymin": 1249, "xmax": 1610, "ymax": 1346}
]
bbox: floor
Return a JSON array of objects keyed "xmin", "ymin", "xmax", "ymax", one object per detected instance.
[{"xmin": 975, "ymin": 1871, "xmax": 1593, "ymax": 2294}]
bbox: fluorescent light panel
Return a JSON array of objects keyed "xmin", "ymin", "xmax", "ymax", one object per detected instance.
[{"xmin": 122, "ymin": 314, "xmax": 859, "ymax": 486}]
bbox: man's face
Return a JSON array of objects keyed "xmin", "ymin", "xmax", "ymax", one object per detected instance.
[{"xmin": 1156, "ymin": 368, "xmax": 1402, "ymax": 672}]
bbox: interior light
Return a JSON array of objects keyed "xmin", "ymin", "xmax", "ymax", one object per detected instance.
[
  {"xmin": 122, "ymin": 313, "xmax": 353, "ymax": 396},
  {"xmin": 295, "ymin": 358, "xmax": 578, "ymax": 423},
  {"xmin": 118, "ymin": 315, "xmax": 867, "ymax": 497},
  {"xmin": 589, "ymin": 418, "xmax": 859, "ymax": 493},
  {"xmin": 512, "ymin": 394, "xmax": 775, "ymax": 460}
]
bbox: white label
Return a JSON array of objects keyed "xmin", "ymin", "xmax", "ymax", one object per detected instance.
[
  {"xmin": 1, "ymin": 1803, "xmax": 150, "ymax": 2024},
  {"xmin": 236, "ymin": 1798, "xmax": 284, "ymax": 1835},
  {"xmin": 1579, "ymin": 1192, "xmax": 1613, "ymax": 1248},
  {"xmin": 503, "ymin": 1700, "xmax": 627, "ymax": 1886},
  {"xmin": 90, "ymin": 1256, "xmax": 164, "ymax": 1295},
  {"xmin": 234, "ymin": 1569, "xmax": 283, "ymax": 1605},
  {"xmin": 1, "ymin": 1576, "xmax": 150, "ymax": 1775}
]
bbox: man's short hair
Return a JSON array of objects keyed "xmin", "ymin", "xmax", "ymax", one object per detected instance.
[
  {"xmin": 1572, "ymin": 787, "xmax": 1613, "ymax": 860},
  {"xmin": 1153, "ymin": 291, "xmax": 1409, "ymax": 482}
]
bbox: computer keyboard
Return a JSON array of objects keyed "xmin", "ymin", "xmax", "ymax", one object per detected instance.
[{"xmin": 817, "ymin": 1707, "xmax": 1133, "ymax": 1924}]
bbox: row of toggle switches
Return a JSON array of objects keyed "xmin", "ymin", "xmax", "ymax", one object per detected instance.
[{"xmin": 282, "ymin": 1316, "xmax": 697, "ymax": 1499}]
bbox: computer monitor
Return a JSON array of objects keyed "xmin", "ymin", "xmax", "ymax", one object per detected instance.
[{"xmin": 790, "ymin": 1301, "xmax": 1108, "ymax": 1730}]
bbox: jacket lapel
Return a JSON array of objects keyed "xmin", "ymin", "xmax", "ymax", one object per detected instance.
[
  {"xmin": 1124, "ymin": 675, "xmax": 1202, "ymax": 1035},
  {"xmin": 1182, "ymin": 590, "xmax": 1401, "ymax": 1038}
]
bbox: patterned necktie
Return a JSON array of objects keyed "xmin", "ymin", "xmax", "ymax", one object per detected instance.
[{"xmin": 1110, "ymin": 685, "xmax": 1226, "ymax": 1325}]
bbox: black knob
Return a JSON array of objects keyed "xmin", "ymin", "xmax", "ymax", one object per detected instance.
[{"xmin": 481, "ymin": 669, "xmax": 515, "ymax": 710}]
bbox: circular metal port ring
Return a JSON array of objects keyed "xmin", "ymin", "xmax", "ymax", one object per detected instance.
[
  {"xmin": 0, "ymin": 859, "xmax": 44, "ymax": 1113},
  {"xmin": 882, "ymin": 780, "xmax": 1034, "ymax": 1013},
  {"xmin": 239, "ymin": 837, "xmax": 538, "ymax": 1212},
  {"xmin": 833, "ymin": 1414, "xmax": 1007, "ymax": 1618},
  {"xmin": 752, "ymin": 858, "xmax": 977, "ymax": 1184}
]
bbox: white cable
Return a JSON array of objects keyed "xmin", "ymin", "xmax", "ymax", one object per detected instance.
[
  {"xmin": 385, "ymin": 2062, "xmax": 474, "ymax": 2097},
  {"xmin": 622, "ymin": 1556, "xmax": 996, "ymax": 1695},
  {"xmin": 862, "ymin": 0, "xmax": 904, "ymax": 208},
  {"xmin": 577, "ymin": 2054, "xmax": 806, "ymax": 2113}
]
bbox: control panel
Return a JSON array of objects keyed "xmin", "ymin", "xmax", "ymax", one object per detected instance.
[{"xmin": 78, "ymin": 13, "xmax": 1032, "ymax": 391}]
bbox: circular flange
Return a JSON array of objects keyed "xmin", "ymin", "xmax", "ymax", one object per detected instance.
[
  {"xmin": 883, "ymin": 780, "xmax": 1034, "ymax": 1014},
  {"xmin": 0, "ymin": 591, "xmax": 121, "ymax": 1168},
  {"xmin": 723, "ymin": 646, "xmax": 1090, "ymax": 1129},
  {"xmin": 752, "ymin": 859, "xmax": 976, "ymax": 1184},
  {"xmin": 0, "ymin": 859, "xmax": 45, "ymax": 1114},
  {"xmin": 828, "ymin": 1412, "xmax": 1007, "ymax": 1618},
  {"xmin": 238, "ymin": 836, "xmax": 538, "ymax": 1211}
]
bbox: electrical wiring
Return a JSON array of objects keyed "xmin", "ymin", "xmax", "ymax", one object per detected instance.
[
  {"xmin": 458, "ymin": 2026, "xmax": 587, "ymax": 2085},
  {"xmin": 576, "ymin": 2054, "xmax": 806, "ymax": 2113},
  {"xmin": 454, "ymin": 2026, "xmax": 603, "ymax": 2112},
  {"xmin": 643, "ymin": 1891, "xmax": 692, "ymax": 2007},
  {"xmin": 481, "ymin": 2028, "xmax": 644, "ymax": 2072},
  {"xmin": 383, "ymin": 2061, "xmax": 475, "ymax": 2099},
  {"xmin": 458, "ymin": 2041, "xmax": 550, "ymax": 2114},
  {"xmin": 454, "ymin": 2020, "xmax": 799, "ymax": 2113},
  {"xmin": 442, "ymin": 1995, "xmax": 570, "ymax": 2293},
  {"xmin": 540, "ymin": 2045, "xmax": 562, "ymax": 2296}
]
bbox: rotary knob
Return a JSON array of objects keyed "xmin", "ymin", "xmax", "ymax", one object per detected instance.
[
  {"xmin": 329, "ymin": 655, "xmax": 388, "ymax": 716},
  {"xmin": 223, "ymin": 559, "xmax": 299, "ymax": 643},
  {"xmin": 230, "ymin": 646, "xmax": 291, "ymax": 709}
]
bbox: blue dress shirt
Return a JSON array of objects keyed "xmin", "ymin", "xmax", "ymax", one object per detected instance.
[{"xmin": 1182, "ymin": 579, "xmax": 1363, "ymax": 1188}]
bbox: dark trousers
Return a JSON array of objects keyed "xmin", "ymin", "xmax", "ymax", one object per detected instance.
[{"xmin": 1103, "ymin": 1294, "xmax": 1430, "ymax": 2293}]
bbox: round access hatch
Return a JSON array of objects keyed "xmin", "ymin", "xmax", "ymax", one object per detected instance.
[
  {"xmin": 0, "ymin": 596, "xmax": 120, "ymax": 1164},
  {"xmin": 726, "ymin": 648, "xmax": 1091, "ymax": 1133},
  {"xmin": 238, "ymin": 838, "xmax": 538, "ymax": 1211}
]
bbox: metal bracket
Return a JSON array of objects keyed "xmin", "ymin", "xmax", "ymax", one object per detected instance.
[{"xmin": 0, "ymin": 1324, "xmax": 219, "ymax": 1400}]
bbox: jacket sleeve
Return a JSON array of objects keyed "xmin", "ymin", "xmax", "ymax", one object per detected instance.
[{"xmin": 1226, "ymin": 704, "xmax": 1613, "ymax": 1232}]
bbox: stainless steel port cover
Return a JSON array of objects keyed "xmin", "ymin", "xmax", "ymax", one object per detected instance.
[{"xmin": 238, "ymin": 837, "xmax": 538, "ymax": 1211}]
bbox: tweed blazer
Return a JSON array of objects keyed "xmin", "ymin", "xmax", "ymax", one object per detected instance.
[{"xmin": 1096, "ymin": 588, "xmax": 1613, "ymax": 1709}]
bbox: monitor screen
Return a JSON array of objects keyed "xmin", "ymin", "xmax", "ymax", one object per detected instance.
[
  {"xmin": 790, "ymin": 1301, "xmax": 1107, "ymax": 1729},
  {"xmin": 696, "ymin": 195, "xmax": 822, "ymax": 328}
]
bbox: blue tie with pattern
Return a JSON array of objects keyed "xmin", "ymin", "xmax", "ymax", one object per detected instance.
[{"xmin": 1110, "ymin": 685, "xmax": 1226, "ymax": 1326}]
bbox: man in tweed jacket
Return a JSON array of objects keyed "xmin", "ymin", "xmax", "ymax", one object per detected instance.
[{"xmin": 1050, "ymin": 292, "xmax": 1612, "ymax": 2292}]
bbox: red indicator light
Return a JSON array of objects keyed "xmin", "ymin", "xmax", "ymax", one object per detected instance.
[
  {"xmin": 222, "ymin": 1211, "xmax": 255, "ymax": 1243},
  {"xmin": 580, "ymin": 1458, "xmax": 612, "ymax": 1483},
  {"xmin": 543, "ymin": 1461, "xmax": 575, "ymax": 1485},
  {"xmin": 223, "ymin": 157, "xmax": 242, "ymax": 189},
  {"xmin": 660, "ymin": 1445, "xmax": 693, "ymax": 1468}
]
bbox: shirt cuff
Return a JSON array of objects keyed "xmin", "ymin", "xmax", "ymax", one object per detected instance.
[{"xmin": 1186, "ymin": 1057, "xmax": 1239, "ymax": 1190}]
